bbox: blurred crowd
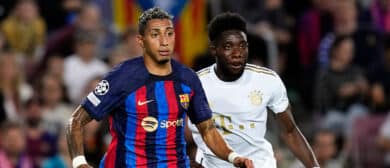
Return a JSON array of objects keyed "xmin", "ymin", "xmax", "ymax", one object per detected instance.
[{"xmin": 0, "ymin": 0, "xmax": 389, "ymax": 167}]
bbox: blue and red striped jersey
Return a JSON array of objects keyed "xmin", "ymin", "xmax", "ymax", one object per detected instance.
[{"xmin": 81, "ymin": 57, "xmax": 212, "ymax": 168}]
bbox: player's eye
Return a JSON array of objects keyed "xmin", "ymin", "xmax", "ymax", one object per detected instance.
[
  {"xmin": 240, "ymin": 43, "xmax": 248, "ymax": 49},
  {"xmin": 167, "ymin": 31, "xmax": 174, "ymax": 36},
  {"xmin": 224, "ymin": 45, "xmax": 232, "ymax": 50},
  {"xmin": 151, "ymin": 33, "xmax": 158, "ymax": 38}
]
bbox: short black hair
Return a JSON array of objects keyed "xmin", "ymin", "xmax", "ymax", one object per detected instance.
[
  {"xmin": 208, "ymin": 12, "xmax": 247, "ymax": 42},
  {"xmin": 138, "ymin": 7, "xmax": 173, "ymax": 35}
]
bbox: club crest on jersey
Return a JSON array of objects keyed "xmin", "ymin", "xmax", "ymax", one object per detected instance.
[
  {"xmin": 94, "ymin": 80, "xmax": 109, "ymax": 95},
  {"xmin": 249, "ymin": 90, "xmax": 262, "ymax": 106},
  {"xmin": 179, "ymin": 94, "xmax": 190, "ymax": 110}
]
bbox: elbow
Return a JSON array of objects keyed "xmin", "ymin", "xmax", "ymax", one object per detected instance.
[{"xmin": 66, "ymin": 117, "xmax": 82, "ymax": 135}]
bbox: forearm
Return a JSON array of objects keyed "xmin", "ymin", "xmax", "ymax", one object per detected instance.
[
  {"xmin": 66, "ymin": 106, "xmax": 92, "ymax": 159},
  {"xmin": 196, "ymin": 119, "xmax": 253, "ymax": 167},
  {"xmin": 66, "ymin": 118, "xmax": 85, "ymax": 158},
  {"xmin": 196, "ymin": 120, "xmax": 232, "ymax": 162},
  {"xmin": 282, "ymin": 127, "xmax": 319, "ymax": 168},
  {"xmin": 202, "ymin": 127, "xmax": 232, "ymax": 161},
  {"xmin": 277, "ymin": 109, "xmax": 319, "ymax": 168}
]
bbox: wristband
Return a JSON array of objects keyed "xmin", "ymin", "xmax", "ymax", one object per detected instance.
[
  {"xmin": 72, "ymin": 155, "xmax": 87, "ymax": 168},
  {"xmin": 227, "ymin": 152, "xmax": 241, "ymax": 163}
]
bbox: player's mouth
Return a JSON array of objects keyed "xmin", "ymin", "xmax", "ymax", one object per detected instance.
[
  {"xmin": 230, "ymin": 62, "xmax": 244, "ymax": 70},
  {"xmin": 159, "ymin": 50, "xmax": 170, "ymax": 56}
]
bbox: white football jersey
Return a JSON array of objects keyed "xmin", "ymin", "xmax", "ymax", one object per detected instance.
[{"xmin": 188, "ymin": 64, "xmax": 289, "ymax": 168}]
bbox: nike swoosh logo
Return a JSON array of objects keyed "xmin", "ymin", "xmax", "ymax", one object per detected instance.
[{"xmin": 137, "ymin": 100, "xmax": 154, "ymax": 106}]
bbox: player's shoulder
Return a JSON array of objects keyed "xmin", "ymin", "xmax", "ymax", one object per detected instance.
[
  {"xmin": 119, "ymin": 56, "xmax": 143, "ymax": 67},
  {"xmin": 196, "ymin": 66, "xmax": 212, "ymax": 78},
  {"xmin": 244, "ymin": 63, "xmax": 277, "ymax": 77},
  {"xmin": 107, "ymin": 57, "xmax": 148, "ymax": 80},
  {"xmin": 171, "ymin": 59, "xmax": 199, "ymax": 81},
  {"xmin": 171, "ymin": 59, "xmax": 195, "ymax": 74},
  {"xmin": 113, "ymin": 57, "xmax": 144, "ymax": 72}
]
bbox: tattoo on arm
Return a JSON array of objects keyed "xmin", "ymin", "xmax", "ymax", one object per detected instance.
[
  {"xmin": 196, "ymin": 119, "xmax": 216, "ymax": 135},
  {"xmin": 196, "ymin": 119, "xmax": 232, "ymax": 161},
  {"xmin": 66, "ymin": 106, "xmax": 93, "ymax": 159}
]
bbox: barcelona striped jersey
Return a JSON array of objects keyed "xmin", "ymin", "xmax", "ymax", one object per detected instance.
[{"xmin": 81, "ymin": 57, "xmax": 212, "ymax": 168}]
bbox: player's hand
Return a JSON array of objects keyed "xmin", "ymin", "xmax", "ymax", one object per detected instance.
[
  {"xmin": 233, "ymin": 157, "xmax": 253, "ymax": 168},
  {"xmin": 77, "ymin": 164, "xmax": 93, "ymax": 168}
]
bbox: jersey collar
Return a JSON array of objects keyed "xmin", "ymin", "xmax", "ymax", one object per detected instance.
[{"xmin": 210, "ymin": 64, "xmax": 248, "ymax": 86}]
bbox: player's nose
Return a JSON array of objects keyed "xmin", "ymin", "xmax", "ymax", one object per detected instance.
[
  {"xmin": 231, "ymin": 48, "xmax": 243, "ymax": 59},
  {"xmin": 160, "ymin": 36, "xmax": 169, "ymax": 46}
]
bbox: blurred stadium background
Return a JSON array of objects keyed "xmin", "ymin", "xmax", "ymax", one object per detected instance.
[{"xmin": 0, "ymin": 0, "xmax": 389, "ymax": 167}]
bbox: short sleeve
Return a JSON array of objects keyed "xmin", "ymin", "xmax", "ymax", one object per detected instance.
[
  {"xmin": 187, "ymin": 72, "xmax": 212, "ymax": 124},
  {"xmin": 81, "ymin": 66, "xmax": 125, "ymax": 121},
  {"xmin": 268, "ymin": 74, "xmax": 289, "ymax": 113}
]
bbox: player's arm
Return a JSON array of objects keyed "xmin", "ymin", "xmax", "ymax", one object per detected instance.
[
  {"xmin": 66, "ymin": 105, "xmax": 93, "ymax": 168},
  {"xmin": 276, "ymin": 106, "xmax": 320, "ymax": 168},
  {"xmin": 195, "ymin": 119, "xmax": 253, "ymax": 168}
]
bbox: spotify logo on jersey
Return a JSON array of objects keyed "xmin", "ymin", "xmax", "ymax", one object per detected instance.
[
  {"xmin": 141, "ymin": 116, "xmax": 158, "ymax": 132},
  {"xmin": 160, "ymin": 118, "xmax": 184, "ymax": 128},
  {"xmin": 141, "ymin": 117, "xmax": 184, "ymax": 132}
]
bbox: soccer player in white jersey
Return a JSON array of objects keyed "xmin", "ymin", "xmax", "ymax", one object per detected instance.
[{"xmin": 185, "ymin": 12, "xmax": 320, "ymax": 168}]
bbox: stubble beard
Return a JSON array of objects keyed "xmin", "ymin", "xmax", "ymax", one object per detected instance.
[{"xmin": 156, "ymin": 58, "xmax": 170, "ymax": 65}]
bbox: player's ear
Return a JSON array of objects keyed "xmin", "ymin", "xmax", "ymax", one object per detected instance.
[{"xmin": 136, "ymin": 35, "xmax": 145, "ymax": 49}]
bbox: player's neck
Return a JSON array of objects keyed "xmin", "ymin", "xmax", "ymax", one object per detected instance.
[
  {"xmin": 214, "ymin": 65, "xmax": 241, "ymax": 82},
  {"xmin": 144, "ymin": 56, "xmax": 172, "ymax": 76}
]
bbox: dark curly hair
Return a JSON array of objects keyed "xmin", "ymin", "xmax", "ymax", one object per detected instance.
[
  {"xmin": 208, "ymin": 12, "xmax": 247, "ymax": 42},
  {"xmin": 138, "ymin": 7, "xmax": 173, "ymax": 35}
]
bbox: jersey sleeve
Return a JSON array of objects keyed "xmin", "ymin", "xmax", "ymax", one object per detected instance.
[
  {"xmin": 268, "ymin": 73, "xmax": 289, "ymax": 113},
  {"xmin": 187, "ymin": 71, "xmax": 212, "ymax": 124},
  {"xmin": 81, "ymin": 65, "xmax": 125, "ymax": 121}
]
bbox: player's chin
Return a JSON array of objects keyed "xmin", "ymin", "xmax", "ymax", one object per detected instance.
[
  {"xmin": 227, "ymin": 70, "xmax": 242, "ymax": 79},
  {"xmin": 229, "ymin": 65, "xmax": 244, "ymax": 75},
  {"xmin": 156, "ymin": 57, "xmax": 171, "ymax": 64},
  {"xmin": 157, "ymin": 52, "xmax": 172, "ymax": 61}
]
